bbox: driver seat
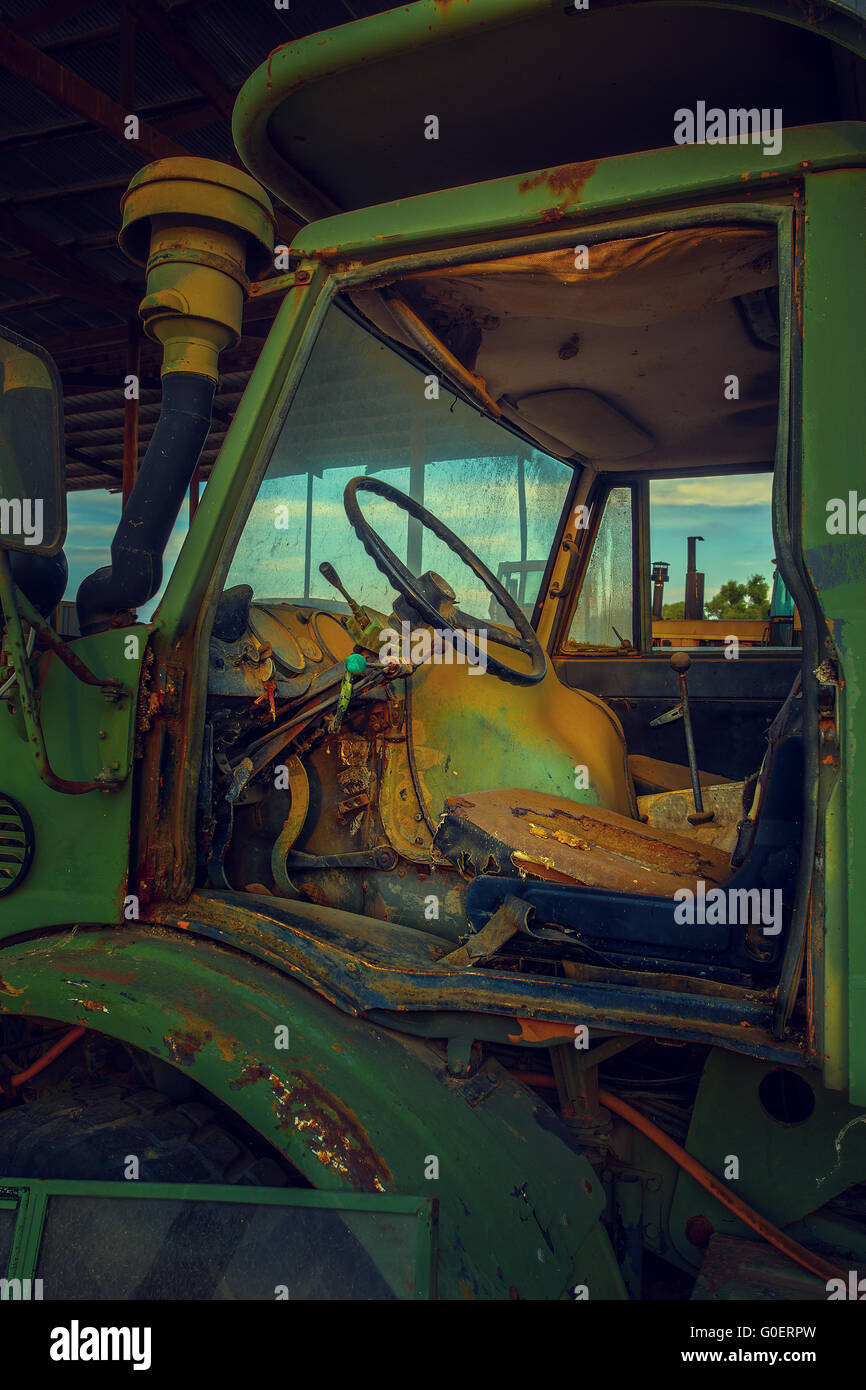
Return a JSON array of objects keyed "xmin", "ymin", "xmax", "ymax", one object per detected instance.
[{"xmin": 436, "ymin": 733, "xmax": 803, "ymax": 975}]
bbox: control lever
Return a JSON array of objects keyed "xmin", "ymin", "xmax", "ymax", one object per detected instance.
[
  {"xmin": 319, "ymin": 562, "xmax": 381, "ymax": 650},
  {"xmin": 327, "ymin": 651, "xmax": 367, "ymax": 732},
  {"xmin": 668, "ymin": 652, "xmax": 713, "ymax": 825}
]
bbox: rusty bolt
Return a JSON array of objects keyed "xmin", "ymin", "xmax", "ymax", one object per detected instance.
[
  {"xmin": 294, "ymin": 269, "xmax": 311, "ymax": 284},
  {"xmin": 684, "ymin": 1214, "xmax": 714, "ymax": 1249}
]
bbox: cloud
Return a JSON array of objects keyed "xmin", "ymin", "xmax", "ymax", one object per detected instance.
[{"xmin": 651, "ymin": 475, "xmax": 772, "ymax": 508}]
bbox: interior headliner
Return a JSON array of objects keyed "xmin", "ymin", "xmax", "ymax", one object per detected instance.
[{"xmin": 354, "ymin": 225, "xmax": 780, "ymax": 474}]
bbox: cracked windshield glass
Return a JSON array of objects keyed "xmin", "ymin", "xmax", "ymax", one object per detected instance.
[{"xmin": 228, "ymin": 305, "xmax": 573, "ymax": 624}]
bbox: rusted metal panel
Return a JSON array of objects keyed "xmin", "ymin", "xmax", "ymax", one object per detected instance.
[{"xmin": 691, "ymin": 1233, "xmax": 825, "ymax": 1299}]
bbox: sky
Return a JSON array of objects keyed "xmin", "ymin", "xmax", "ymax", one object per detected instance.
[
  {"xmin": 65, "ymin": 489, "xmax": 189, "ymax": 623},
  {"xmin": 649, "ymin": 473, "xmax": 775, "ymax": 603}
]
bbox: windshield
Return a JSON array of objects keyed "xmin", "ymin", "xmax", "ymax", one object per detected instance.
[{"xmin": 228, "ymin": 303, "xmax": 574, "ymax": 624}]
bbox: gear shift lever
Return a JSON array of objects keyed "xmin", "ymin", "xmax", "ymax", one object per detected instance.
[{"xmin": 670, "ymin": 652, "xmax": 714, "ymax": 825}]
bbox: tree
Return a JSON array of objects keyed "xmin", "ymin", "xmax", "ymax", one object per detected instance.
[
  {"xmin": 705, "ymin": 573, "xmax": 769, "ymax": 620},
  {"xmin": 659, "ymin": 575, "xmax": 770, "ymax": 621}
]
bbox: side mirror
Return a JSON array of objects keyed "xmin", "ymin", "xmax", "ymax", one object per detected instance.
[{"xmin": 0, "ymin": 324, "xmax": 65, "ymax": 555}]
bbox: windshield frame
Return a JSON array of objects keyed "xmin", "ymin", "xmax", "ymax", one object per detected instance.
[{"xmin": 153, "ymin": 125, "xmax": 861, "ymax": 647}]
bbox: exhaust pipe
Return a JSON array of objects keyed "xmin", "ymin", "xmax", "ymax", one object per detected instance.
[
  {"xmin": 77, "ymin": 158, "xmax": 274, "ymax": 635},
  {"xmin": 683, "ymin": 535, "xmax": 705, "ymax": 622}
]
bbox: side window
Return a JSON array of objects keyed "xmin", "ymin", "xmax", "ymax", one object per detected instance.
[
  {"xmin": 648, "ymin": 472, "xmax": 799, "ymax": 649},
  {"xmin": 565, "ymin": 486, "xmax": 634, "ymax": 649}
]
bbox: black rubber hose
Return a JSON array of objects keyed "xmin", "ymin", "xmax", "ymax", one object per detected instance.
[
  {"xmin": 10, "ymin": 549, "xmax": 67, "ymax": 617},
  {"xmin": 76, "ymin": 372, "xmax": 215, "ymax": 633}
]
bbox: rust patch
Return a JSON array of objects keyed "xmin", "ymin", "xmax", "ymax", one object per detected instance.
[
  {"xmin": 507, "ymin": 1019, "xmax": 574, "ymax": 1045},
  {"xmin": 72, "ymin": 998, "xmax": 109, "ymax": 1013},
  {"xmin": 78, "ymin": 967, "xmax": 138, "ymax": 985},
  {"xmin": 164, "ymin": 1028, "xmax": 211, "ymax": 1067},
  {"xmin": 519, "ymin": 160, "xmax": 597, "ymax": 220},
  {"xmin": 0, "ymin": 975, "xmax": 27, "ymax": 997},
  {"xmin": 231, "ymin": 1063, "xmax": 393, "ymax": 1193},
  {"xmin": 298, "ymin": 881, "xmax": 331, "ymax": 907}
]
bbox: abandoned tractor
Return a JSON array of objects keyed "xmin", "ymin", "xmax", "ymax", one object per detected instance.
[{"xmin": 1, "ymin": 0, "xmax": 864, "ymax": 1302}]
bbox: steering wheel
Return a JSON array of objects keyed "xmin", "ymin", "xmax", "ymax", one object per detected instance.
[{"xmin": 343, "ymin": 476, "xmax": 547, "ymax": 686}]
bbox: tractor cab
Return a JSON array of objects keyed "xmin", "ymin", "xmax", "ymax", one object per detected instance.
[{"xmin": 211, "ymin": 231, "xmax": 802, "ymax": 991}]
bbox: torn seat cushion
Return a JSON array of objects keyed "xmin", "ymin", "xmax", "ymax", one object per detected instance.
[{"xmin": 433, "ymin": 788, "xmax": 732, "ymax": 898}]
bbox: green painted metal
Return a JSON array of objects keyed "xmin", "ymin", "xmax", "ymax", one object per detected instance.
[
  {"xmin": 1, "ymin": 1179, "xmax": 438, "ymax": 1299},
  {"xmin": 0, "ymin": 621, "xmax": 144, "ymax": 938},
  {"xmin": 286, "ymin": 123, "xmax": 866, "ymax": 268},
  {"xmin": 232, "ymin": 0, "xmax": 866, "ymax": 221},
  {"xmin": 667, "ymin": 1051, "xmax": 866, "ymax": 1270},
  {"xmin": 800, "ymin": 169, "xmax": 866, "ymax": 1104},
  {"xmin": 0, "ymin": 554, "xmax": 129, "ymax": 795},
  {"xmin": 5, "ymin": 1183, "xmax": 44, "ymax": 1290},
  {"xmin": 0, "ymin": 926, "xmax": 626, "ymax": 1300}
]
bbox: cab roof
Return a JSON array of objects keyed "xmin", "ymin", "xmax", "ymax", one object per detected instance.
[{"xmin": 233, "ymin": 0, "xmax": 866, "ymax": 222}]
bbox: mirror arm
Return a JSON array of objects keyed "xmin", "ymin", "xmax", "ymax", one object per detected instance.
[{"xmin": 0, "ymin": 549, "xmax": 127, "ymax": 795}]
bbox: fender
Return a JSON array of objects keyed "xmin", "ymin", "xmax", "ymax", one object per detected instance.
[{"xmin": 0, "ymin": 924, "xmax": 625, "ymax": 1301}]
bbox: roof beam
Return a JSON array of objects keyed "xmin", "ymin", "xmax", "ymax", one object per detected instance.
[
  {"xmin": 0, "ymin": 95, "xmax": 213, "ymax": 152},
  {"xmin": 62, "ymin": 373, "xmax": 163, "ymax": 394},
  {"xmin": 66, "ymin": 444, "xmax": 122, "ymax": 480},
  {"xmin": 128, "ymin": 0, "xmax": 235, "ymax": 121},
  {"xmin": 1, "ymin": 177, "xmax": 129, "ymax": 208},
  {"xmin": 0, "ymin": 254, "xmax": 134, "ymax": 315},
  {"xmin": 0, "ymin": 21, "xmax": 187, "ymax": 163},
  {"xmin": 0, "ymin": 209, "xmax": 139, "ymax": 314}
]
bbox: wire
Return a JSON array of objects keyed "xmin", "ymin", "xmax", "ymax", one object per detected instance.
[
  {"xmin": 599, "ymin": 1088, "xmax": 846, "ymax": 1284},
  {"xmin": 403, "ymin": 675, "xmax": 438, "ymax": 836},
  {"xmin": 9, "ymin": 1026, "xmax": 86, "ymax": 1088}
]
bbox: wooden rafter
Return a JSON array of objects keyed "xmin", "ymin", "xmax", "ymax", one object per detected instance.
[
  {"xmin": 0, "ymin": 21, "xmax": 187, "ymax": 163},
  {"xmin": 0, "ymin": 208, "xmax": 138, "ymax": 315}
]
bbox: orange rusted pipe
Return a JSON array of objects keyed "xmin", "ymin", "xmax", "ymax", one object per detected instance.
[
  {"xmin": 598, "ymin": 1088, "xmax": 845, "ymax": 1284},
  {"xmin": 11, "ymin": 1026, "xmax": 86, "ymax": 1087}
]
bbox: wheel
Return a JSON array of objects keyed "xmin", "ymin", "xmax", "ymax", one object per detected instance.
[
  {"xmin": 0, "ymin": 1081, "xmax": 400, "ymax": 1299},
  {"xmin": 0, "ymin": 1081, "xmax": 291, "ymax": 1185}
]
